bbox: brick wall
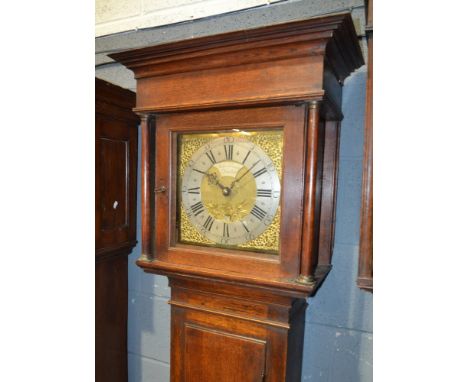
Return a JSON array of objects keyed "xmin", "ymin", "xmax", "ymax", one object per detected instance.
[{"xmin": 96, "ymin": 0, "xmax": 284, "ymax": 37}]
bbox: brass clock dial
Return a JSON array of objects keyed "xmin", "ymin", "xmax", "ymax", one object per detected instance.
[{"xmin": 178, "ymin": 132, "xmax": 282, "ymax": 250}]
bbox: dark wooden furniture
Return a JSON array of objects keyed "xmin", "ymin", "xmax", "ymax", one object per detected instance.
[
  {"xmin": 95, "ymin": 78, "xmax": 138, "ymax": 382},
  {"xmin": 358, "ymin": 0, "xmax": 373, "ymax": 292},
  {"xmin": 111, "ymin": 13, "xmax": 363, "ymax": 382}
]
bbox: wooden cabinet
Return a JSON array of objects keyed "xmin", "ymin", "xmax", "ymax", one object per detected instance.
[
  {"xmin": 95, "ymin": 78, "xmax": 138, "ymax": 382},
  {"xmin": 95, "ymin": 78, "xmax": 138, "ymax": 254},
  {"xmin": 111, "ymin": 13, "xmax": 363, "ymax": 381}
]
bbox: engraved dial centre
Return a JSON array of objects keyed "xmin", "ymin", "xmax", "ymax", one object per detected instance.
[{"xmin": 201, "ymin": 161, "xmax": 257, "ymax": 223}]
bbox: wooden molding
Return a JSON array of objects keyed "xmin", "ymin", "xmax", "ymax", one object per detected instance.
[
  {"xmin": 137, "ymin": 258, "xmax": 332, "ymax": 299},
  {"xmin": 110, "ymin": 13, "xmax": 363, "ymax": 113},
  {"xmin": 95, "ymin": 240, "xmax": 137, "ymax": 260},
  {"xmin": 110, "ymin": 13, "xmax": 362, "ymax": 80}
]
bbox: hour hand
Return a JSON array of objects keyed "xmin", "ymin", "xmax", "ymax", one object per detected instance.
[
  {"xmin": 194, "ymin": 169, "xmax": 222, "ymax": 188},
  {"xmin": 208, "ymin": 173, "xmax": 225, "ymax": 190}
]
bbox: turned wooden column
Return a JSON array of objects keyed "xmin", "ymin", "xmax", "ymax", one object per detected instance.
[
  {"xmin": 298, "ymin": 101, "xmax": 322, "ymax": 284},
  {"xmin": 138, "ymin": 113, "xmax": 155, "ymax": 261}
]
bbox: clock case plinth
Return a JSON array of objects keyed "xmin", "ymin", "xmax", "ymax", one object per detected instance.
[{"xmin": 111, "ymin": 12, "xmax": 363, "ymax": 382}]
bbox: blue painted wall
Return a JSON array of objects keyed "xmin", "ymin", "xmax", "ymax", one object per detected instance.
[{"xmin": 127, "ymin": 65, "xmax": 372, "ymax": 382}]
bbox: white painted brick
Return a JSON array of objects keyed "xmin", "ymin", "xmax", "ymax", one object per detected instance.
[
  {"xmin": 171, "ymin": 0, "xmax": 268, "ymax": 20},
  {"xmin": 96, "ymin": 0, "xmax": 270, "ymax": 36},
  {"xmin": 142, "ymin": 0, "xmax": 203, "ymax": 14},
  {"xmin": 95, "ymin": 0, "xmax": 140, "ymax": 24}
]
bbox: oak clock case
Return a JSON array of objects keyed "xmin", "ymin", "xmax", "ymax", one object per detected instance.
[{"xmin": 110, "ymin": 13, "xmax": 364, "ymax": 382}]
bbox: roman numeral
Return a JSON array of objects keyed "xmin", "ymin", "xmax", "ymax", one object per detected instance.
[
  {"xmin": 253, "ymin": 167, "xmax": 267, "ymax": 178},
  {"xmin": 223, "ymin": 223, "xmax": 230, "ymax": 237},
  {"xmin": 188, "ymin": 187, "xmax": 200, "ymax": 194},
  {"xmin": 256, "ymin": 189, "xmax": 272, "ymax": 197},
  {"xmin": 190, "ymin": 201, "xmax": 204, "ymax": 216},
  {"xmin": 242, "ymin": 151, "xmax": 251, "ymax": 164},
  {"xmin": 203, "ymin": 216, "xmax": 214, "ymax": 231},
  {"xmin": 242, "ymin": 222, "xmax": 250, "ymax": 233},
  {"xmin": 251, "ymin": 205, "xmax": 267, "ymax": 220},
  {"xmin": 206, "ymin": 150, "xmax": 216, "ymax": 164},
  {"xmin": 224, "ymin": 144, "xmax": 233, "ymax": 160}
]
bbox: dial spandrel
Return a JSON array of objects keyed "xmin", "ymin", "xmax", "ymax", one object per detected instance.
[{"xmin": 177, "ymin": 130, "xmax": 283, "ymax": 254}]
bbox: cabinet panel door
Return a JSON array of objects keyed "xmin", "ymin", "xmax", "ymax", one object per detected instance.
[
  {"xmin": 99, "ymin": 130, "xmax": 128, "ymax": 231},
  {"xmin": 95, "ymin": 114, "xmax": 137, "ymax": 252},
  {"xmin": 184, "ymin": 325, "xmax": 266, "ymax": 382}
]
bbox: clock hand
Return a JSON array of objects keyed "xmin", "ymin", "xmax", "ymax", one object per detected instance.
[
  {"xmin": 194, "ymin": 168, "xmax": 231, "ymax": 195},
  {"xmin": 211, "ymin": 174, "xmax": 225, "ymax": 190},
  {"xmin": 230, "ymin": 159, "xmax": 261, "ymax": 189},
  {"xmin": 195, "ymin": 169, "xmax": 222, "ymax": 187}
]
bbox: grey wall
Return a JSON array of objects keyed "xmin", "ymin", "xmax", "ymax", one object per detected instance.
[{"xmin": 96, "ymin": 1, "xmax": 372, "ymax": 381}]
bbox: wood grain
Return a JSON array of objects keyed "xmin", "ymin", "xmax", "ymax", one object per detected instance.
[
  {"xmin": 318, "ymin": 120, "xmax": 341, "ymax": 267},
  {"xmin": 299, "ymin": 101, "xmax": 322, "ymax": 283},
  {"xmin": 111, "ymin": 13, "xmax": 363, "ymax": 114},
  {"xmin": 138, "ymin": 113, "xmax": 154, "ymax": 261}
]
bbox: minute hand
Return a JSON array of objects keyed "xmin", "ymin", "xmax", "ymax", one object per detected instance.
[{"xmin": 231, "ymin": 159, "xmax": 261, "ymax": 188}]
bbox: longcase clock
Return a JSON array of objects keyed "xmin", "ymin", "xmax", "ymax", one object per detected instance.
[{"xmin": 111, "ymin": 13, "xmax": 363, "ymax": 382}]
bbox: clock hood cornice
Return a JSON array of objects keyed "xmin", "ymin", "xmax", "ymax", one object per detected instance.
[
  {"xmin": 110, "ymin": 12, "xmax": 362, "ymax": 80},
  {"xmin": 110, "ymin": 12, "xmax": 363, "ymax": 114}
]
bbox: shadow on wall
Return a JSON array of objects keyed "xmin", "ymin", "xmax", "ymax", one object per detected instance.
[{"xmin": 302, "ymin": 67, "xmax": 373, "ymax": 382}]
